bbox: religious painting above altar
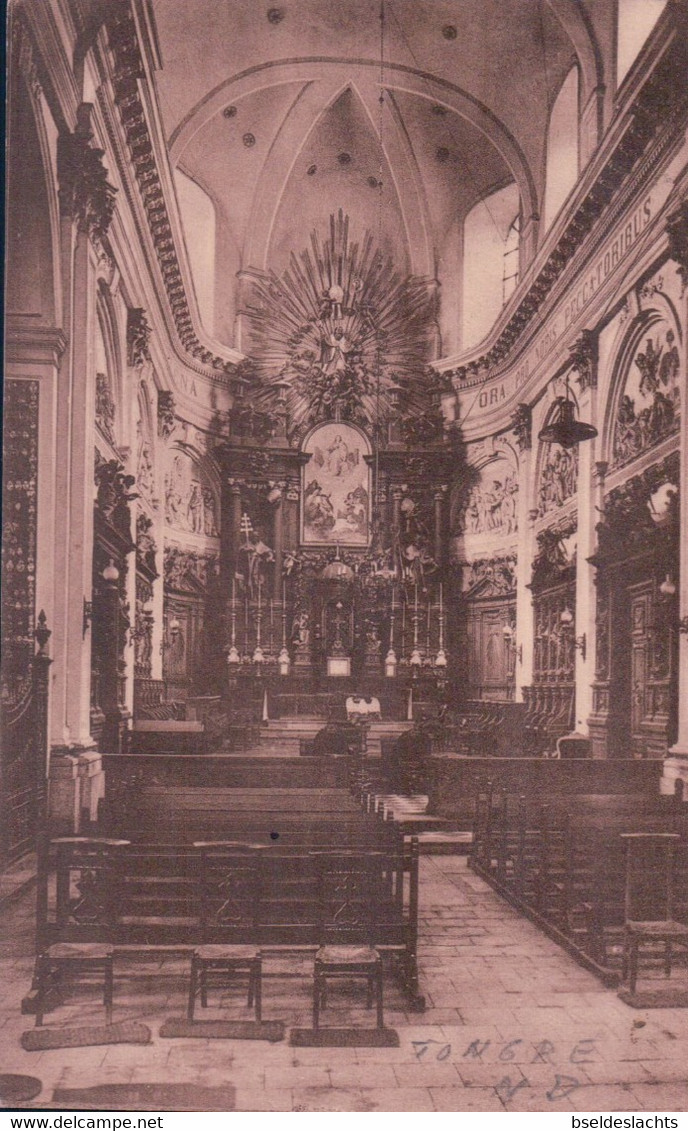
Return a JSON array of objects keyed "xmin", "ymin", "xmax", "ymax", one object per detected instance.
[{"xmin": 302, "ymin": 423, "xmax": 370, "ymax": 546}]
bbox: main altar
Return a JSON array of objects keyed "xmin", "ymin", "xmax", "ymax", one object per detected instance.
[{"xmin": 212, "ymin": 213, "xmax": 463, "ymax": 711}]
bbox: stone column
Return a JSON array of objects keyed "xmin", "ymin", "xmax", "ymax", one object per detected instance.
[
  {"xmin": 225, "ymin": 480, "xmax": 243, "ymax": 582},
  {"xmin": 664, "ymin": 203, "xmax": 688, "ymax": 790},
  {"xmin": 433, "ymin": 488, "xmax": 446, "ymax": 566},
  {"xmin": 573, "ymin": 389, "xmax": 597, "ymax": 733},
  {"xmin": 51, "ymin": 104, "xmax": 115, "ymax": 756},
  {"xmin": 512, "ymin": 404, "xmax": 534, "ymax": 700}
]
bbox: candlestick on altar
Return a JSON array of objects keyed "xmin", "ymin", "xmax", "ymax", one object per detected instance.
[
  {"xmin": 425, "ymin": 597, "xmax": 431, "ymax": 662},
  {"xmin": 278, "ymin": 579, "xmax": 290, "ymax": 675},
  {"xmin": 410, "ymin": 582, "xmax": 422, "ymax": 669},
  {"xmin": 227, "ymin": 576, "xmax": 240, "ymax": 665},
  {"xmin": 268, "ymin": 597, "xmax": 275, "ymax": 657},
  {"xmin": 436, "ymin": 581, "xmax": 447, "ymax": 668},
  {"xmin": 385, "ymin": 583, "xmax": 397, "ymax": 677},
  {"xmin": 253, "ymin": 578, "xmax": 264, "ymax": 663}
]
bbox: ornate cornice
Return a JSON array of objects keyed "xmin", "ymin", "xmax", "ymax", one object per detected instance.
[
  {"xmin": 5, "ymin": 323, "xmax": 68, "ymax": 367},
  {"xmin": 103, "ymin": 3, "xmax": 237, "ymax": 382},
  {"xmin": 441, "ymin": 13, "xmax": 688, "ymax": 386}
]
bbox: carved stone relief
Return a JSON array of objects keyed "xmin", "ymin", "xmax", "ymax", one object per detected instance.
[
  {"xmin": 458, "ymin": 457, "xmax": 518, "ymax": 536},
  {"xmin": 461, "ymin": 554, "xmax": 517, "ymax": 596},
  {"xmin": 612, "ymin": 325, "xmax": 681, "ymax": 469},
  {"xmin": 1, "ymin": 381, "xmax": 39, "ymax": 689},
  {"xmin": 95, "ymin": 372, "xmax": 116, "ymax": 445},
  {"xmin": 537, "ymin": 443, "xmax": 578, "ymax": 517},
  {"xmin": 136, "ymin": 420, "xmax": 154, "ymax": 502},
  {"xmin": 164, "ymin": 545, "xmax": 219, "ymax": 592},
  {"xmin": 164, "ymin": 450, "xmax": 219, "ymax": 537}
]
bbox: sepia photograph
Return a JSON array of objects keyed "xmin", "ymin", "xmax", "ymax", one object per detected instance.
[{"xmin": 2, "ymin": 0, "xmax": 688, "ymax": 1118}]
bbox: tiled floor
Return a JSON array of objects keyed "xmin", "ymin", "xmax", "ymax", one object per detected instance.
[{"xmin": 1, "ymin": 857, "xmax": 687, "ymax": 1112}]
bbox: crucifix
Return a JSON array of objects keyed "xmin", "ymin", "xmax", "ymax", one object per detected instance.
[{"xmin": 240, "ymin": 512, "xmax": 254, "ymax": 546}]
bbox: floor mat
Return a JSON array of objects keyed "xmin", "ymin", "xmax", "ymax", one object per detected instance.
[
  {"xmin": 290, "ymin": 1027, "xmax": 399, "ymax": 1047},
  {"xmin": 618, "ymin": 988, "xmax": 688, "ymax": 1008},
  {"xmin": 51, "ymin": 1084, "xmax": 235, "ymax": 1111},
  {"xmin": 160, "ymin": 1017, "xmax": 285, "ymax": 1041},
  {"xmin": 0, "ymin": 1075, "xmax": 42, "ymax": 1105},
  {"xmin": 21, "ymin": 1023, "xmax": 151, "ymax": 1051}
]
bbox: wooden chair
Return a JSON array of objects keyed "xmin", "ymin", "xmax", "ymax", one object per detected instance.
[
  {"xmin": 35, "ymin": 943, "xmax": 114, "ymax": 1026},
  {"xmin": 187, "ymin": 844, "xmax": 265, "ymax": 1022},
  {"xmin": 621, "ymin": 833, "xmax": 688, "ymax": 994},
  {"xmin": 311, "ymin": 852, "xmax": 385, "ymax": 1029}
]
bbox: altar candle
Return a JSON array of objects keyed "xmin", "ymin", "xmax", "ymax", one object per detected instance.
[
  {"xmin": 439, "ymin": 582, "xmax": 443, "ymax": 617},
  {"xmin": 391, "ymin": 584, "xmax": 396, "ymax": 613},
  {"xmin": 232, "ymin": 576, "xmax": 236, "ymax": 608}
]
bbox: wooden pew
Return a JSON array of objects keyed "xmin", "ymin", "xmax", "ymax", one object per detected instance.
[{"xmin": 37, "ymin": 831, "xmax": 425, "ymax": 1010}]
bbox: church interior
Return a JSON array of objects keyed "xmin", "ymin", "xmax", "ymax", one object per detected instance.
[{"xmin": 3, "ymin": 0, "xmax": 688, "ymax": 1114}]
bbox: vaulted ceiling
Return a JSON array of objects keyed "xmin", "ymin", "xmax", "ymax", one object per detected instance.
[{"xmin": 148, "ymin": 0, "xmax": 603, "ymax": 354}]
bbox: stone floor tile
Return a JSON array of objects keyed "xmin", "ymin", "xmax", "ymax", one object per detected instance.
[
  {"xmin": 239, "ymin": 1088, "xmax": 293, "ymax": 1111},
  {"xmin": 291, "ymin": 1086, "xmax": 376, "ymax": 1111},
  {"xmin": 568, "ymin": 1082, "xmax": 645, "ymax": 1111},
  {"xmin": 360, "ymin": 1086, "xmax": 433, "ymax": 1111},
  {"xmin": 429, "ymin": 1085, "xmax": 505, "ymax": 1111},
  {"xmin": 328, "ymin": 1064, "xmax": 398, "ymax": 1089},
  {"xmin": 629, "ymin": 1082, "xmax": 688, "ymax": 1109}
]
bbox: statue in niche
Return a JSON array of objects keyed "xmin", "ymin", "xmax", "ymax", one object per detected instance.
[
  {"xmin": 95, "ymin": 373, "xmax": 116, "ymax": 444},
  {"xmin": 320, "ymin": 327, "xmax": 354, "ymax": 377},
  {"xmin": 202, "ymin": 488, "xmax": 218, "ymax": 537},
  {"xmin": 399, "ymin": 538, "xmax": 437, "ymax": 590},
  {"xmin": 237, "ymin": 516, "xmax": 274, "ymax": 597},
  {"xmin": 164, "ymin": 455, "xmax": 184, "ymax": 526},
  {"xmin": 187, "ymin": 481, "xmax": 203, "ymax": 534},
  {"xmin": 291, "ymin": 610, "xmax": 310, "ymax": 648},
  {"xmin": 537, "ymin": 445, "xmax": 578, "ymax": 517},
  {"xmin": 136, "ymin": 424, "xmax": 154, "ymax": 500}
]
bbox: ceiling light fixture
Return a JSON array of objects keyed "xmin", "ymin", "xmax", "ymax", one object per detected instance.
[
  {"xmin": 267, "ymin": 7, "xmax": 285, "ymax": 24},
  {"xmin": 538, "ymin": 379, "xmax": 598, "ymax": 448},
  {"xmin": 222, "ymin": 105, "xmax": 237, "ymax": 119},
  {"xmin": 442, "ymin": 24, "xmax": 457, "ymax": 40},
  {"xmin": 242, "ymin": 133, "xmax": 256, "ymax": 148}
]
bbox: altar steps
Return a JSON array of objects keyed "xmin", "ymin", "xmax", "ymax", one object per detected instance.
[{"xmin": 256, "ymin": 716, "xmax": 412, "ymax": 757}]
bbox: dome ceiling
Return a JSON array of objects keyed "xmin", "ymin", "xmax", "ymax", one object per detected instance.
[{"xmin": 149, "ymin": 0, "xmax": 588, "ymax": 352}]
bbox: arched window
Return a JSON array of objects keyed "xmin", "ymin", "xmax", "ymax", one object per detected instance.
[
  {"xmin": 616, "ymin": 0, "xmax": 668, "ymax": 87},
  {"xmin": 502, "ymin": 215, "xmax": 521, "ymax": 305},
  {"xmin": 175, "ymin": 170, "xmax": 216, "ymax": 334},
  {"xmin": 543, "ymin": 67, "xmax": 579, "ymax": 233},
  {"xmin": 462, "ymin": 182, "xmax": 520, "ymax": 350}
]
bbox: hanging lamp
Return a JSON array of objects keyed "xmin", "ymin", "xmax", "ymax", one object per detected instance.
[{"xmin": 538, "ymin": 380, "xmax": 597, "ymax": 448}]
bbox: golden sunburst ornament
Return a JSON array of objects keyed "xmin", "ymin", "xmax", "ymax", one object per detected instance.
[{"xmin": 243, "ymin": 210, "xmax": 445, "ymax": 439}]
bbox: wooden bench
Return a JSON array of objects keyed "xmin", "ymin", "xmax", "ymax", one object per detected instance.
[
  {"xmin": 37, "ymin": 832, "xmax": 424, "ymax": 1010},
  {"xmin": 469, "ymin": 782, "xmax": 688, "ymax": 983},
  {"xmin": 129, "ymin": 720, "xmax": 206, "ymax": 756}
]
